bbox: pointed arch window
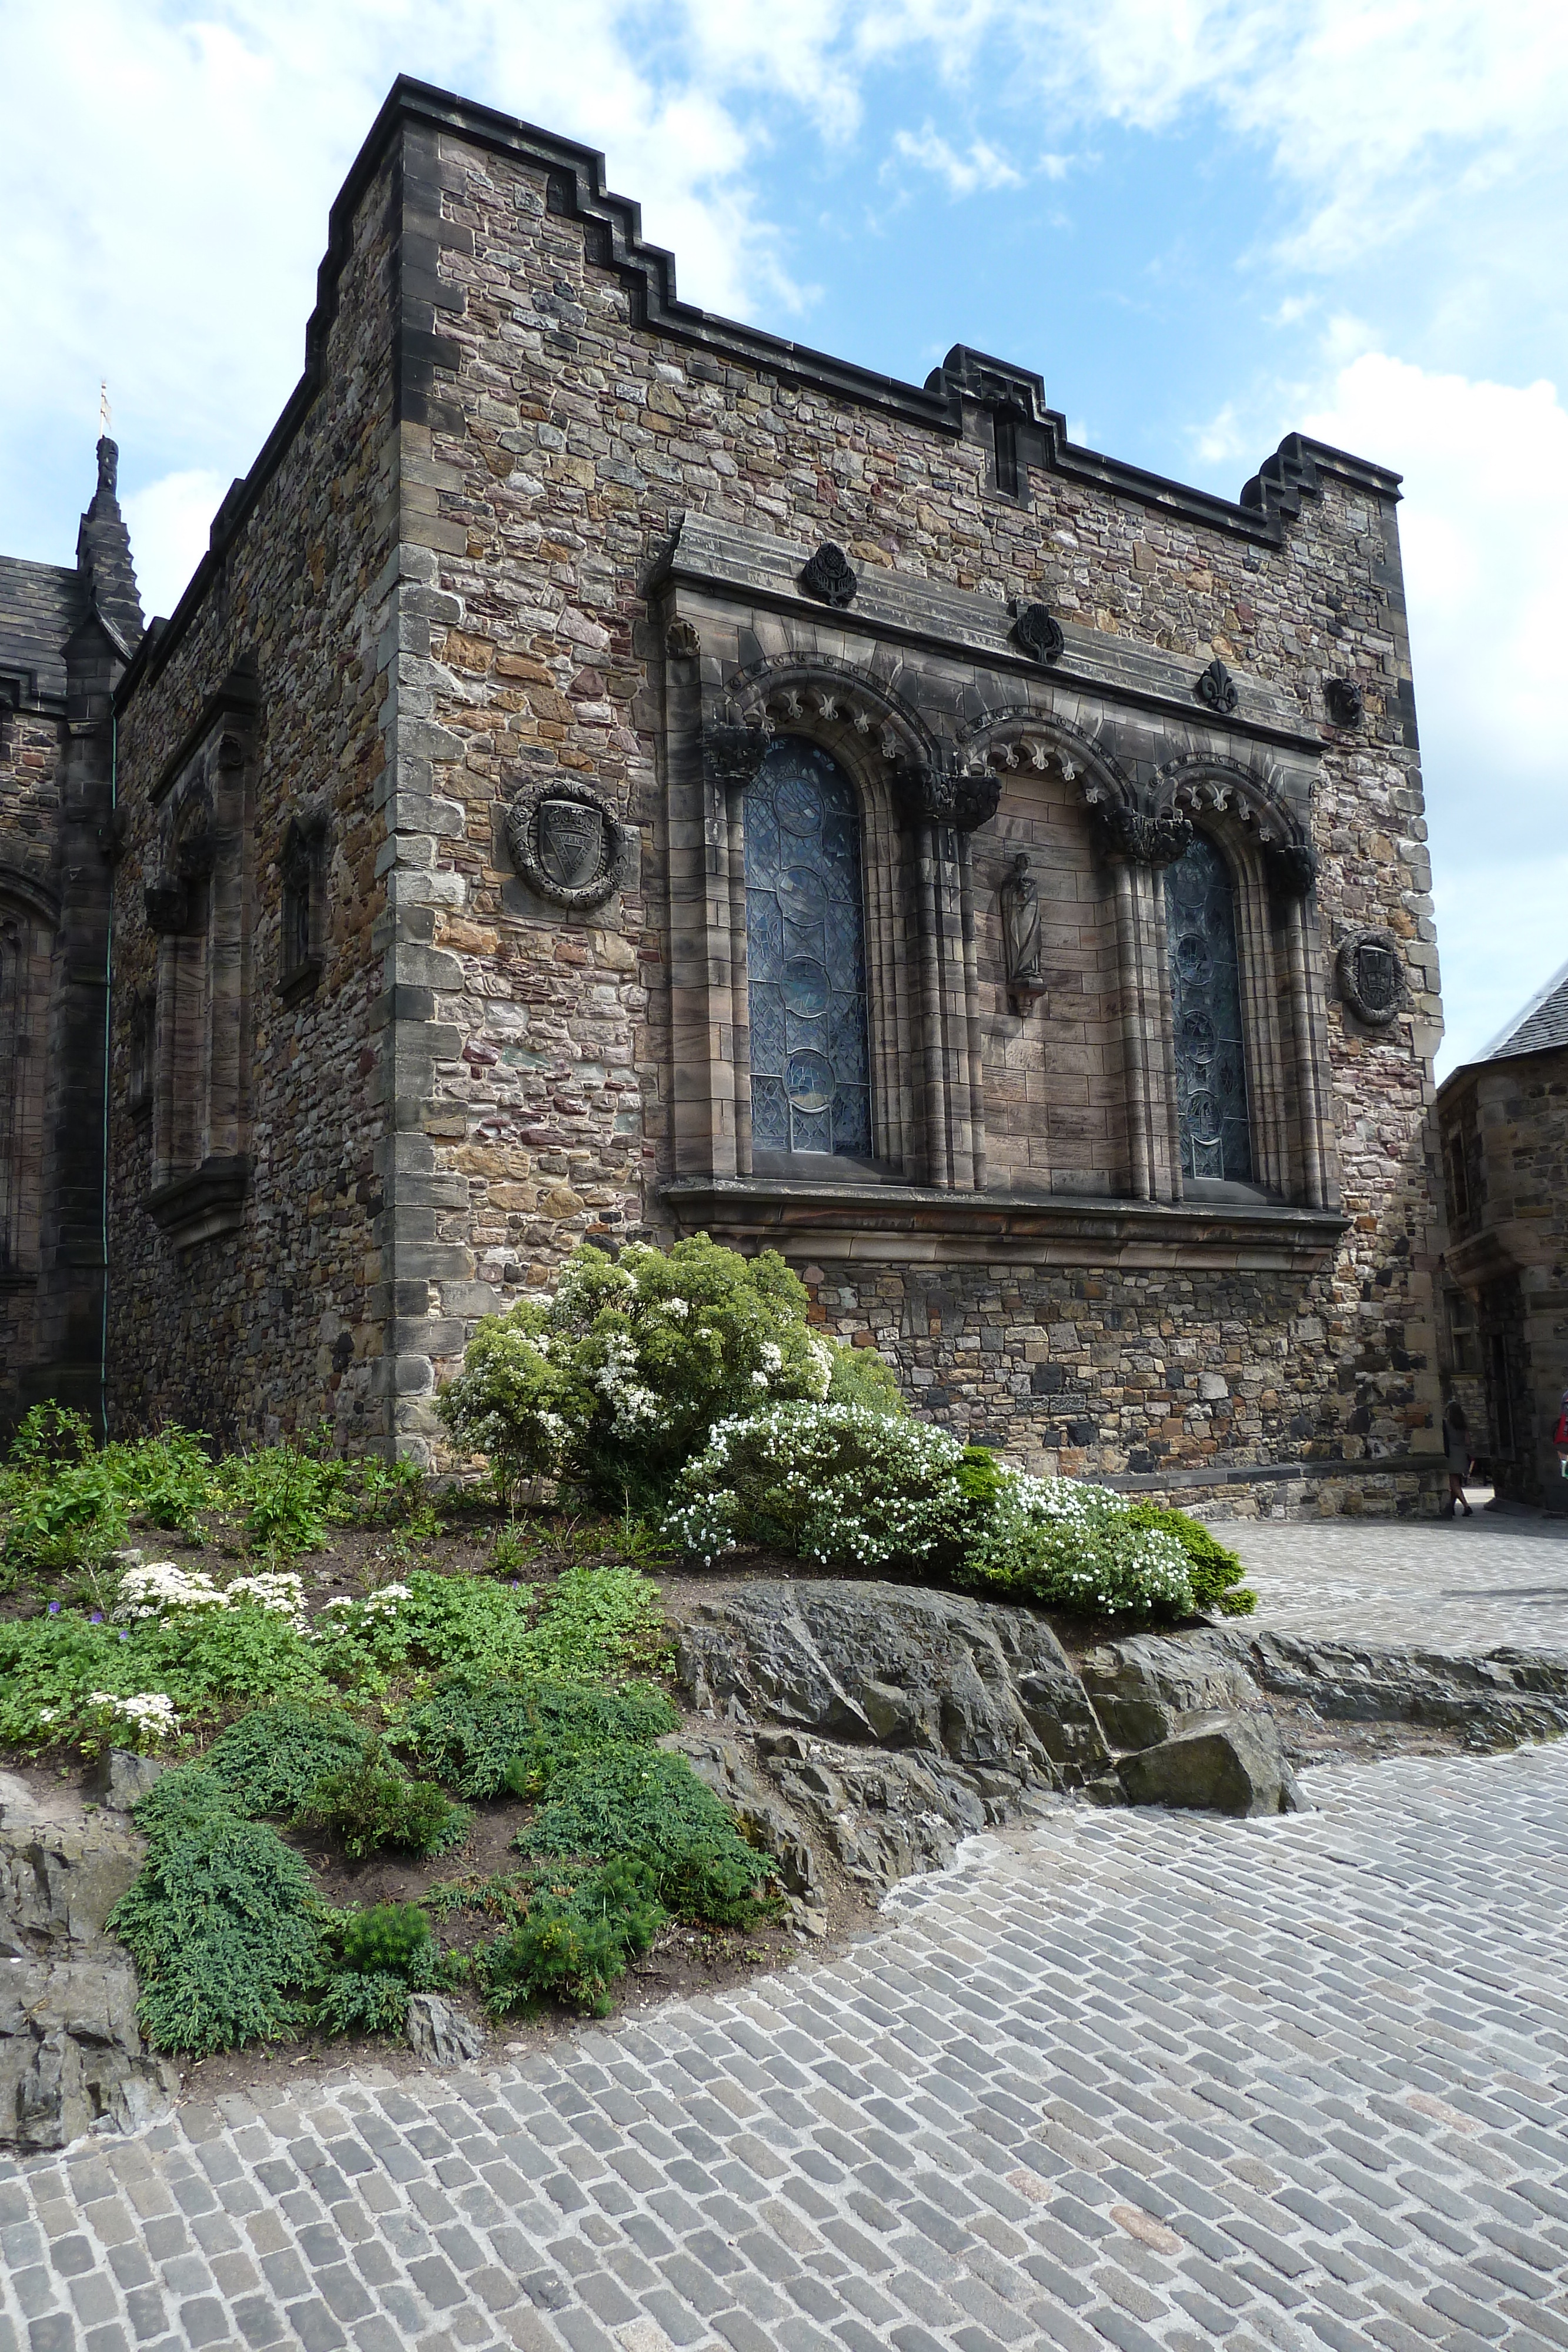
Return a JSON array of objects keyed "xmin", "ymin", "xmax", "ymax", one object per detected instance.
[
  {"xmin": 743, "ymin": 740, "xmax": 872, "ymax": 1160},
  {"xmin": 1165, "ymin": 832, "xmax": 1253, "ymax": 1183}
]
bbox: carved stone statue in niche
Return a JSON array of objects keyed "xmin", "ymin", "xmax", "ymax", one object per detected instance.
[{"xmin": 1001, "ymin": 853, "xmax": 1046, "ymax": 1005}]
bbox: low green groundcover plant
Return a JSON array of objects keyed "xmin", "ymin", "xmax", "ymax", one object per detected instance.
[
  {"xmin": 291, "ymin": 1739, "xmax": 469, "ymax": 1861},
  {"xmin": 316, "ymin": 1902, "xmax": 442, "ymax": 2039},
  {"xmin": 436, "ymin": 1233, "xmax": 901, "ymax": 1512},
  {"xmin": 108, "ymin": 1769, "xmax": 325, "ymax": 2056},
  {"xmin": 403, "ymin": 1676, "xmax": 678, "ymax": 1801},
  {"xmin": 516, "ymin": 1746, "xmax": 773, "ymax": 1926}
]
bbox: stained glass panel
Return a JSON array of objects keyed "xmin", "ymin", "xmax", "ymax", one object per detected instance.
[
  {"xmin": 1165, "ymin": 833, "xmax": 1253, "ymax": 1183},
  {"xmin": 744, "ymin": 740, "xmax": 873, "ymax": 1160}
]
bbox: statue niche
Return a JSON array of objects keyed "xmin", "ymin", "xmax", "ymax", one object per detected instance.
[{"xmin": 1001, "ymin": 853, "xmax": 1047, "ymax": 1009}]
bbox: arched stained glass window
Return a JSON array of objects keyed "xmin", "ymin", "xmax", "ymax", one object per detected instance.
[
  {"xmin": 1165, "ymin": 833, "xmax": 1253, "ymax": 1183},
  {"xmin": 744, "ymin": 740, "xmax": 872, "ymax": 1159}
]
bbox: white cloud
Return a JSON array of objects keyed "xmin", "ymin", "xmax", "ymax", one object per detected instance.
[
  {"xmin": 890, "ymin": 124, "xmax": 1025, "ymax": 195},
  {"xmin": 1302, "ymin": 353, "xmax": 1568, "ymax": 1074},
  {"xmin": 121, "ymin": 469, "xmax": 228, "ymax": 627}
]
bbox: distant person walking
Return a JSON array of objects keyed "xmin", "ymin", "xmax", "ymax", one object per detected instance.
[{"xmin": 1442, "ymin": 1398, "xmax": 1473, "ymax": 1518}]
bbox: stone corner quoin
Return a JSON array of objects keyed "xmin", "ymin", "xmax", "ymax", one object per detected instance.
[{"xmin": 79, "ymin": 74, "xmax": 1443, "ymax": 1499}]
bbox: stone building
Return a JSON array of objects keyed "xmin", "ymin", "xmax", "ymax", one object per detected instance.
[
  {"xmin": 8, "ymin": 77, "xmax": 1447, "ymax": 1507},
  {"xmin": 1437, "ymin": 964, "xmax": 1568, "ymax": 1514},
  {"xmin": 0, "ymin": 444, "xmax": 142, "ymax": 1434}
]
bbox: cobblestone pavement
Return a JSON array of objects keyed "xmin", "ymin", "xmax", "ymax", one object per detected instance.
[
  {"xmin": 1221, "ymin": 1506, "xmax": 1568, "ymax": 1656},
  {"xmin": 5, "ymin": 1742, "xmax": 1567, "ymax": 2352}
]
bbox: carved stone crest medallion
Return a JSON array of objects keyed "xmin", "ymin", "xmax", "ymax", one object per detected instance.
[
  {"xmin": 1011, "ymin": 602, "xmax": 1064, "ymax": 665},
  {"xmin": 504, "ymin": 777, "xmax": 629, "ymax": 910},
  {"xmin": 1337, "ymin": 928, "xmax": 1403, "ymax": 1027},
  {"xmin": 800, "ymin": 542, "xmax": 857, "ymax": 608},
  {"xmin": 1195, "ymin": 657, "xmax": 1240, "ymax": 715},
  {"xmin": 1324, "ymin": 676, "xmax": 1365, "ymax": 727}
]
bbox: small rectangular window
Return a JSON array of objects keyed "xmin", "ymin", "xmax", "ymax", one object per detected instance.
[{"xmin": 992, "ymin": 408, "xmax": 1021, "ymax": 499}]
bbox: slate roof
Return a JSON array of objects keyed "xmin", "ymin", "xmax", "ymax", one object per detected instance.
[
  {"xmin": 1475, "ymin": 957, "xmax": 1568, "ymax": 1064},
  {"xmin": 0, "ymin": 555, "xmax": 87, "ymax": 705}
]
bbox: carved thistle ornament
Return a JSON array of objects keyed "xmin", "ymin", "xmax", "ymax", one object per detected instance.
[
  {"xmin": 1011, "ymin": 602, "xmax": 1064, "ymax": 665},
  {"xmin": 504, "ymin": 777, "xmax": 630, "ymax": 910},
  {"xmin": 799, "ymin": 542, "xmax": 857, "ymax": 609},
  {"xmin": 1337, "ymin": 929, "xmax": 1403, "ymax": 1027}
]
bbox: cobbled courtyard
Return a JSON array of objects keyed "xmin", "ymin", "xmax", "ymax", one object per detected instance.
[{"xmin": 4, "ymin": 1518, "xmax": 1566, "ymax": 2352}]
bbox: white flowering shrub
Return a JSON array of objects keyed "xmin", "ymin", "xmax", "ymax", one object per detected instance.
[
  {"xmin": 439, "ymin": 1235, "xmax": 895, "ymax": 1509},
  {"xmin": 957, "ymin": 1469, "xmax": 1196, "ymax": 1622},
  {"xmin": 663, "ymin": 1402, "xmax": 977, "ymax": 1572}
]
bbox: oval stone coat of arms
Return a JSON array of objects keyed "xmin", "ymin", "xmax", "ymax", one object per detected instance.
[{"xmin": 504, "ymin": 777, "xmax": 629, "ymax": 910}]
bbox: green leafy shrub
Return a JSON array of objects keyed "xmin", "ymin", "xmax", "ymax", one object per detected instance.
[
  {"xmin": 437, "ymin": 1234, "xmax": 887, "ymax": 1511},
  {"xmin": 215, "ymin": 1443, "xmax": 347, "ymax": 1552},
  {"xmin": 1124, "ymin": 1503, "xmax": 1257, "ymax": 1615},
  {"xmin": 824, "ymin": 1343, "xmax": 908, "ymax": 1418},
  {"xmin": 958, "ymin": 1472, "xmax": 1196, "ymax": 1622},
  {"xmin": 516, "ymin": 1747, "xmax": 773, "ymax": 1926},
  {"xmin": 0, "ymin": 1415, "xmax": 219, "ymax": 1585},
  {"xmin": 663, "ymin": 1402, "xmax": 973, "ymax": 1572},
  {"xmin": 339, "ymin": 1901, "xmax": 434, "ymax": 1977},
  {"xmin": 108, "ymin": 1768, "xmax": 323, "ymax": 2055},
  {"xmin": 480, "ymin": 1857, "xmax": 666, "ymax": 2019},
  {"xmin": 403, "ymin": 1676, "xmax": 677, "ymax": 1801},
  {"xmin": 292, "ymin": 1739, "xmax": 469, "ymax": 1860},
  {"xmin": 524, "ymin": 1565, "xmax": 670, "ymax": 1681}
]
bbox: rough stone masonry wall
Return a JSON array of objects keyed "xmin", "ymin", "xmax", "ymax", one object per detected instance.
[
  {"xmin": 382, "ymin": 116, "xmax": 1442, "ymax": 1496},
  {"xmin": 106, "ymin": 156, "xmax": 401, "ymax": 1447},
  {"xmin": 0, "ymin": 702, "xmax": 67, "ymax": 1431}
]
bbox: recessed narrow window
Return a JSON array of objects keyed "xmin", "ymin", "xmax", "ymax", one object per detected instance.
[
  {"xmin": 744, "ymin": 740, "xmax": 871, "ymax": 1160},
  {"xmin": 1165, "ymin": 833, "xmax": 1253, "ymax": 1183},
  {"xmin": 280, "ymin": 804, "xmax": 329, "ymax": 1000},
  {"xmin": 992, "ymin": 406, "xmax": 1021, "ymax": 498}
]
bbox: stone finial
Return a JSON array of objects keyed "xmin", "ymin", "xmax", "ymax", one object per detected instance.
[{"xmin": 96, "ymin": 436, "xmax": 118, "ymax": 497}]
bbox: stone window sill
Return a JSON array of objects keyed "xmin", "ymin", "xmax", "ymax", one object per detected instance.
[
  {"xmin": 145, "ymin": 1155, "xmax": 250, "ymax": 1251},
  {"xmin": 661, "ymin": 1173, "xmax": 1346, "ymax": 1271},
  {"xmin": 280, "ymin": 956, "xmax": 322, "ymax": 1006}
]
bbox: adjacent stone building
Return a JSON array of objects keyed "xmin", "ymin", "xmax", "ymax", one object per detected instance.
[
  {"xmin": 6, "ymin": 77, "xmax": 1447, "ymax": 1506},
  {"xmin": 1437, "ymin": 964, "xmax": 1568, "ymax": 1514},
  {"xmin": 0, "ymin": 445, "xmax": 142, "ymax": 1434}
]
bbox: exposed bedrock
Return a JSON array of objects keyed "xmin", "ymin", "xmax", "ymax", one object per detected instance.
[
  {"xmin": 670, "ymin": 1579, "xmax": 1108, "ymax": 1780},
  {"xmin": 0, "ymin": 1786, "xmax": 176, "ymax": 2151}
]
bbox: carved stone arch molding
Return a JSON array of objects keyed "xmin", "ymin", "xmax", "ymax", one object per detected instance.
[
  {"xmin": 1150, "ymin": 754, "xmax": 1333, "ymax": 1212},
  {"xmin": 697, "ymin": 652, "xmax": 935, "ymax": 1184},
  {"xmin": 953, "ymin": 704, "xmax": 1138, "ymax": 820},
  {"xmin": 718, "ymin": 652, "xmax": 940, "ymax": 783}
]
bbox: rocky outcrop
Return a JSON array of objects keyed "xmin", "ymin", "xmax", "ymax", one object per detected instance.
[
  {"xmin": 0, "ymin": 1793, "xmax": 175, "ymax": 2150},
  {"xmin": 1078, "ymin": 1630, "xmax": 1265, "ymax": 1750},
  {"xmin": 1216, "ymin": 1629, "xmax": 1568, "ymax": 1748},
  {"xmin": 674, "ymin": 1723, "xmax": 1048, "ymax": 1900},
  {"xmin": 1117, "ymin": 1711, "xmax": 1304, "ymax": 1817},
  {"xmin": 670, "ymin": 1580, "xmax": 1108, "ymax": 1781}
]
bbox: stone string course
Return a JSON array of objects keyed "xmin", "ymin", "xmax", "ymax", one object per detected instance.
[{"xmin": 101, "ymin": 89, "xmax": 1445, "ymax": 1495}]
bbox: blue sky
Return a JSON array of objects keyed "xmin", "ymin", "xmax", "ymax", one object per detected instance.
[{"xmin": 3, "ymin": 0, "xmax": 1564, "ymax": 1074}]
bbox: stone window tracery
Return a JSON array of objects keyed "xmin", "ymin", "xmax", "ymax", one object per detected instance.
[
  {"xmin": 743, "ymin": 739, "xmax": 872, "ymax": 1160},
  {"xmin": 1164, "ymin": 831, "xmax": 1253, "ymax": 1184}
]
